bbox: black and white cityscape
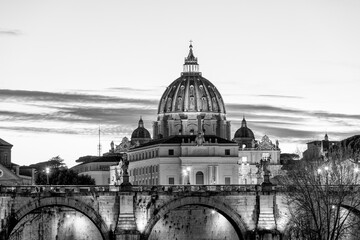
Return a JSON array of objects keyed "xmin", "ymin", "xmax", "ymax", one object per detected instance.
[{"xmin": 1, "ymin": 1, "xmax": 360, "ymax": 240}]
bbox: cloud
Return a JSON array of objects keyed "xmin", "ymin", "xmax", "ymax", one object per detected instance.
[
  {"xmin": 226, "ymin": 103, "xmax": 304, "ymax": 115},
  {"xmin": 0, "ymin": 126, "xmax": 78, "ymax": 135},
  {"xmin": 0, "ymin": 29, "xmax": 21, "ymax": 35},
  {"xmin": 257, "ymin": 94, "xmax": 303, "ymax": 99},
  {"xmin": 54, "ymin": 106, "xmax": 157, "ymax": 125},
  {"xmin": 0, "ymin": 89, "xmax": 158, "ymax": 106},
  {"xmin": 108, "ymin": 87, "xmax": 155, "ymax": 92},
  {"xmin": 1, "ymin": 89, "xmax": 359, "ymax": 147},
  {"xmin": 227, "ymin": 103, "xmax": 360, "ymax": 121},
  {"xmin": 251, "ymin": 125, "xmax": 318, "ymax": 139},
  {"xmin": 0, "ymin": 107, "xmax": 157, "ymax": 126}
]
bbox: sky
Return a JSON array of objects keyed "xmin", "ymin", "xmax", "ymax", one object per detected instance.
[{"xmin": 0, "ymin": 0, "xmax": 359, "ymax": 168}]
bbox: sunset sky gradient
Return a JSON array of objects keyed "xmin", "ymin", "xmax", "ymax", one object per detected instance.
[{"xmin": 1, "ymin": 0, "xmax": 359, "ymax": 167}]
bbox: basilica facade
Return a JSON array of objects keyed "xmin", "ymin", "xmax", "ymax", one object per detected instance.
[{"xmin": 110, "ymin": 44, "xmax": 282, "ymax": 186}]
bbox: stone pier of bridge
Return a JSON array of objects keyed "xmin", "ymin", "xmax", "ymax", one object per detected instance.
[{"xmin": 0, "ymin": 184, "xmax": 290, "ymax": 240}]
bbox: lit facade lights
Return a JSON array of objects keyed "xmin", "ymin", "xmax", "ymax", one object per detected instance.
[
  {"xmin": 183, "ymin": 167, "xmax": 191, "ymax": 184},
  {"xmin": 45, "ymin": 167, "xmax": 50, "ymax": 185}
]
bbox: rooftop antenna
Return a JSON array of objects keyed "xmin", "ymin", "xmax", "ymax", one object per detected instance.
[{"xmin": 98, "ymin": 126, "xmax": 102, "ymax": 156}]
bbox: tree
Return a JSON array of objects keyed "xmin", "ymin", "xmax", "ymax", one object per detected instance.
[
  {"xmin": 36, "ymin": 168, "xmax": 95, "ymax": 185},
  {"xmin": 283, "ymin": 149, "xmax": 360, "ymax": 240},
  {"xmin": 29, "ymin": 155, "xmax": 66, "ymax": 171},
  {"xmin": 31, "ymin": 156, "xmax": 95, "ymax": 185}
]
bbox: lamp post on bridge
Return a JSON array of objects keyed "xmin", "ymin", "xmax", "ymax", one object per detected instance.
[
  {"xmin": 182, "ymin": 167, "xmax": 191, "ymax": 184},
  {"xmin": 45, "ymin": 167, "xmax": 50, "ymax": 185}
]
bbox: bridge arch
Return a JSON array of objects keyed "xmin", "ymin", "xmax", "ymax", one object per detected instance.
[
  {"xmin": 143, "ymin": 196, "xmax": 248, "ymax": 240},
  {"xmin": 7, "ymin": 196, "xmax": 110, "ymax": 240}
]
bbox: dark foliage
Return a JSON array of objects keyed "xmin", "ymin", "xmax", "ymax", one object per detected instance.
[
  {"xmin": 29, "ymin": 155, "xmax": 66, "ymax": 171},
  {"xmin": 36, "ymin": 168, "xmax": 95, "ymax": 185},
  {"xmin": 283, "ymin": 149, "xmax": 360, "ymax": 240}
]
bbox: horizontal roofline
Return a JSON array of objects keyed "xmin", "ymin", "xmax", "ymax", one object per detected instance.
[{"xmin": 129, "ymin": 135, "xmax": 237, "ymax": 151}]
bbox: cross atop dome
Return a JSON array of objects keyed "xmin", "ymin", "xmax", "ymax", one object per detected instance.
[{"xmin": 183, "ymin": 41, "xmax": 199, "ymax": 74}]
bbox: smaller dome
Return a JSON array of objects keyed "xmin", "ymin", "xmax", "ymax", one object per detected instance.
[
  {"xmin": 234, "ymin": 117, "xmax": 255, "ymax": 139},
  {"xmin": 131, "ymin": 128, "xmax": 151, "ymax": 139},
  {"xmin": 131, "ymin": 117, "xmax": 151, "ymax": 139}
]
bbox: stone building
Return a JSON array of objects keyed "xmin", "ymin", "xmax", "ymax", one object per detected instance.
[
  {"xmin": 303, "ymin": 133, "xmax": 340, "ymax": 160},
  {"xmin": 124, "ymin": 135, "xmax": 239, "ymax": 185},
  {"xmin": 110, "ymin": 44, "xmax": 282, "ymax": 186},
  {"xmin": 71, "ymin": 155, "xmax": 121, "ymax": 185},
  {"xmin": 0, "ymin": 138, "xmax": 35, "ymax": 185},
  {"xmin": 303, "ymin": 134, "xmax": 360, "ymax": 161},
  {"xmin": 233, "ymin": 117, "xmax": 281, "ymax": 184},
  {"xmin": 0, "ymin": 138, "xmax": 12, "ymax": 169}
]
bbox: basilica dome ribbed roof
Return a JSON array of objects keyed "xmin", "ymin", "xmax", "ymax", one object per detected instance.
[
  {"xmin": 157, "ymin": 44, "xmax": 226, "ymax": 114},
  {"xmin": 234, "ymin": 117, "xmax": 255, "ymax": 139},
  {"xmin": 131, "ymin": 118, "xmax": 151, "ymax": 139}
]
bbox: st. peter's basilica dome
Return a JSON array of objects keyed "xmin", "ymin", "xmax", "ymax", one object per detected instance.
[
  {"xmin": 153, "ymin": 44, "xmax": 231, "ymax": 140},
  {"xmin": 157, "ymin": 45, "xmax": 226, "ymax": 114}
]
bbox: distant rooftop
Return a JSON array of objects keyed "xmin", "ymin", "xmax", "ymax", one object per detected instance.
[
  {"xmin": 74, "ymin": 155, "xmax": 121, "ymax": 167},
  {"xmin": 0, "ymin": 138, "xmax": 12, "ymax": 147}
]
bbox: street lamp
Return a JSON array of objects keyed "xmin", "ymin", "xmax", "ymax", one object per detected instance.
[
  {"xmin": 186, "ymin": 167, "xmax": 191, "ymax": 184},
  {"xmin": 45, "ymin": 167, "xmax": 50, "ymax": 185},
  {"xmin": 317, "ymin": 168, "xmax": 322, "ymax": 184}
]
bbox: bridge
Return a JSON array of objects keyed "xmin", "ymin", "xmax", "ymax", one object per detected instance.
[{"xmin": 0, "ymin": 184, "xmax": 357, "ymax": 240}]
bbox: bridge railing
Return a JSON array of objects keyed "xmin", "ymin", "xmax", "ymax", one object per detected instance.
[
  {"xmin": 2, "ymin": 184, "xmax": 357, "ymax": 194},
  {"xmin": 274, "ymin": 184, "xmax": 360, "ymax": 192},
  {"xmin": 0, "ymin": 184, "xmax": 266, "ymax": 194}
]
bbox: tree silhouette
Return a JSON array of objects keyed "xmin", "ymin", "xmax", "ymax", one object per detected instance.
[
  {"xmin": 31, "ymin": 156, "xmax": 95, "ymax": 185},
  {"xmin": 283, "ymin": 149, "xmax": 360, "ymax": 240}
]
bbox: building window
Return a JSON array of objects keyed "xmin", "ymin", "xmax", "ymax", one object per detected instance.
[
  {"xmin": 225, "ymin": 149, "xmax": 230, "ymax": 155},
  {"xmin": 168, "ymin": 149, "xmax": 174, "ymax": 156},
  {"xmin": 225, "ymin": 177, "xmax": 231, "ymax": 185},
  {"xmin": 196, "ymin": 171, "xmax": 204, "ymax": 185},
  {"xmin": 168, "ymin": 177, "xmax": 175, "ymax": 185}
]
